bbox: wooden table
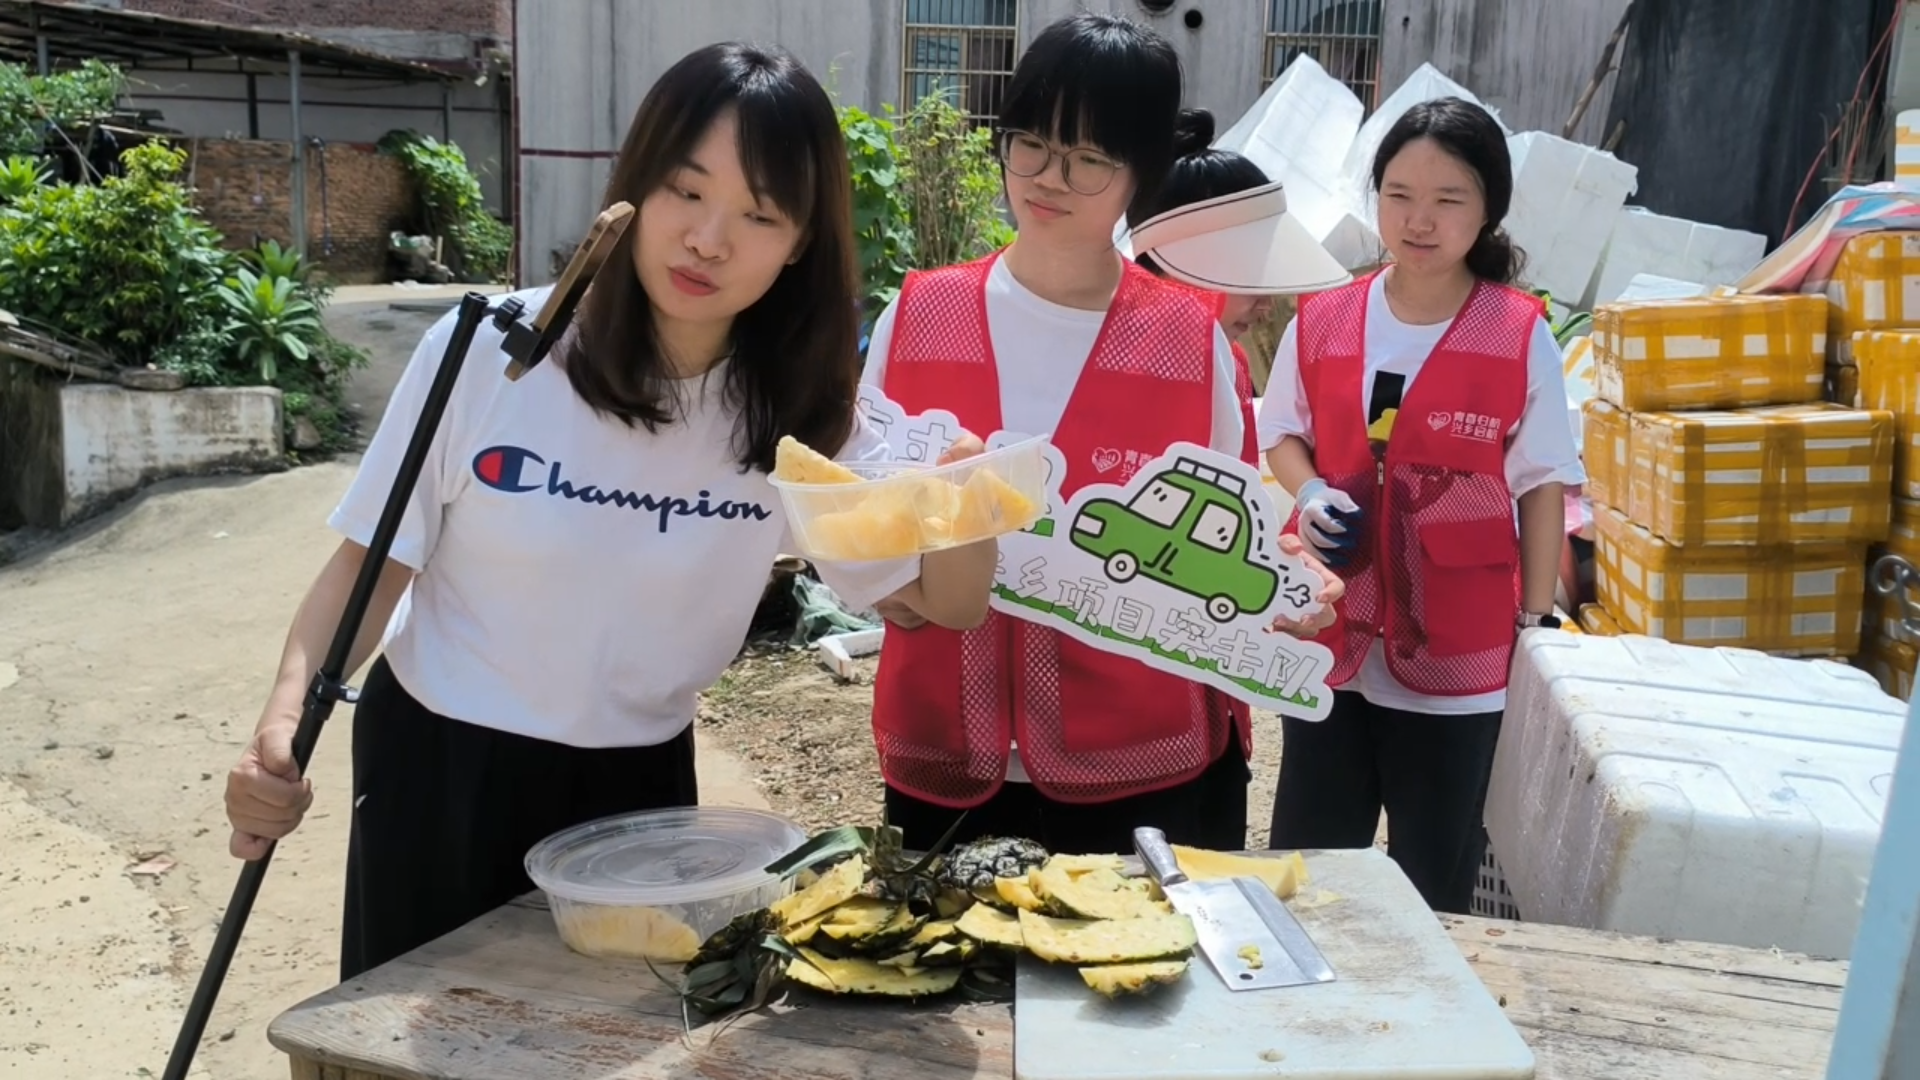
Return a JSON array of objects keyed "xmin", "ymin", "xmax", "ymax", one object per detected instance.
[{"xmin": 270, "ymin": 891, "xmax": 1848, "ymax": 1080}]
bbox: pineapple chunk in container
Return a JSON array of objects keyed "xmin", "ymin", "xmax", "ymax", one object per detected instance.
[
  {"xmin": 770, "ymin": 435, "xmax": 1050, "ymax": 562},
  {"xmin": 524, "ymin": 806, "xmax": 806, "ymax": 962}
]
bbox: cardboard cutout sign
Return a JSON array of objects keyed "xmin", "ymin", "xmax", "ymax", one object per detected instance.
[{"xmin": 858, "ymin": 387, "xmax": 1336, "ymax": 720}]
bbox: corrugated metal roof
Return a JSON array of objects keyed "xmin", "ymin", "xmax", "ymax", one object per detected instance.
[{"xmin": 0, "ymin": 0, "xmax": 468, "ymax": 81}]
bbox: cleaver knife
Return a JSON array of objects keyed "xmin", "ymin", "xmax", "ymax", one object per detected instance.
[{"xmin": 1134, "ymin": 826, "xmax": 1336, "ymax": 990}]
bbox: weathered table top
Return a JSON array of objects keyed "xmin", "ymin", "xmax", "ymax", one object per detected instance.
[{"xmin": 269, "ymin": 891, "xmax": 1848, "ymax": 1080}]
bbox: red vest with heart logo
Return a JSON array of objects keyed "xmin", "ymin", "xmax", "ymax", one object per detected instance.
[
  {"xmin": 872, "ymin": 252, "xmax": 1248, "ymax": 807},
  {"xmin": 1283, "ymin": 271, "xmax": 1537, "ymax": 695}
]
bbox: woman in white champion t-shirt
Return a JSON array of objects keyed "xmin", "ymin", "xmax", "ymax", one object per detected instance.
[{"xmin": 221, "ymin": 43, "xmax": 998, "ymax": 981}]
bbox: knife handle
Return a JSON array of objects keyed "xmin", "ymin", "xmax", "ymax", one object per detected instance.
[{"xmin": 1133, "ymin": 827, "xmax": 1190, "ymax": 887}]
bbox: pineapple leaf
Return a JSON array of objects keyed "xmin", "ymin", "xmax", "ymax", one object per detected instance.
[
  {"xmin": 904, "ymin": 810, "xmax": 971, "ymax": 875},
  {"xmin": 765, "ymin": 825, "xmax": 876, "ymax": 878}
]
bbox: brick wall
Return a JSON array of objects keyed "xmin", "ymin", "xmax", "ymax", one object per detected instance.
[
  {"xmin": 183, "ymin": 138, "xmax": 414, "ymax": 284},
  {"xmin": 119, "ymin": 0, "xmax": 509, "ymax": 39}
]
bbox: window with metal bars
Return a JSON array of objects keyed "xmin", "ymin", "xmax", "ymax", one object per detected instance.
[
  {"xmin": 1262, "ymin": 0, "xmax": 1382, "ymax": 110},
  {"xmin": 901, "ymin": 0, "xmax": 1018, "ymax": 125}
]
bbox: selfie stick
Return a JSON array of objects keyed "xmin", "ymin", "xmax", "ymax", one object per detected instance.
[{"xmin": 161, "ymin": 202, "xmax": 636, "ymax": 1080}]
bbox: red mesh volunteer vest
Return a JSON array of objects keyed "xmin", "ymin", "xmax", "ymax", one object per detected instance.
[
  {"xmin": 872, "ymin": 252, "xmax": 1242, "ymax": 807},
  {"xmin": 1285, "ymin": 272, "xmax": 1536, "ymax": 696}
]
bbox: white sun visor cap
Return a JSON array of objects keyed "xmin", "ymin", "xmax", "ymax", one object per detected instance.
[{"xmin": 1126, "ymin": 180, "xmax": 1352, "ymax": 296}]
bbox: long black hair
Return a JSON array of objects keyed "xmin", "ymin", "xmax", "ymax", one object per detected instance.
[
  {"xmin": 994, "ymin": 12, "xmax": 1184, "ymax": 225},
  {"xmin": 561, "ymin": 42, "xmax": 861, "ymax": 472},
  {"xmin": 1134, "ymin": 107, "xmax": 1271, "ymax": 276},
  {"xmin": 1370, "ymin": 96, "xmax": 1526, "ymax": 285}
]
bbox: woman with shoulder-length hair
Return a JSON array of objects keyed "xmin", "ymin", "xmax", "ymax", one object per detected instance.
[
  {"xmin": 221, "ymin": 41, "xmax": 998, "ymax": 980},
  {"xmin": 860, "ymin": 12, "xmax": 1341, "ymax": 857},
  {"xmin": 1259, "ymin": 96, "xmax": 1584, "ymax": 913}
]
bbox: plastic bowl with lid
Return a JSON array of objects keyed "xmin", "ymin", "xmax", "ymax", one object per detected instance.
[
  {"xmin": 770, "ymin": 434, "xmax": 1051, "ymax": 563},
  {"xmin": 524, "ymin": 806, "xmax": 807, "ymax": 962}
]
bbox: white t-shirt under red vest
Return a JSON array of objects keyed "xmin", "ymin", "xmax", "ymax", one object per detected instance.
[{"xmin": 862, "ymin": 253, "xmax": 1249, "ymax": 807}]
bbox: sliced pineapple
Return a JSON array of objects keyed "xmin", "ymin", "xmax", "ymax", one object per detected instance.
[
  {"xmin": 971, "ymin": 885, "xmax": 1014, "ymax": 911},
  {"xmin": 1045, "ymin": 854, "xmax": 1130, "ymax": 875},
  {"xmin": 818, "ymin": 897, "xmax": 902, "ymax": 942},
  {"xmin": 955, "ymin": 902, "xmax": 1026, "ymax": 950},
  {"xmin": 934, "ymin": 888, "xmax": 975, "ymax": 919},
  {"xmin": 906, "ymin": 919, "xmax": 961, "ymax": 949},
  {"xmin": 1079, "ymin": 959, "xmax": 1190, "ymax": 998},
  {"xmin": 994, "ymin": 875, "xmax": 1046, "ymax": 912},
  {"xmin": 783, "ymin": 913, "xmax": 830, "ymax": 946},
  {"xmin": 785, "ymin": 947, "xmax": 962, "ymax": 998},
  {"xmin": 876, "ymin": 950, "xmax": 922, "ymax": 969},
  {"xmin": 852, "ymin": 906, "xmax": 928, "ymax": 955},
  {"xmin": 1171, "ymin": 846, "xmax": 1309, "ymax": 900},
  {"xmin": 1017, "ymin": 909, "xmax": 1197, "ymax": 965},
  {"xmin": 918, "ymin": 938, "xmax": 978, "ymax": 967},
  {"xmin": 774, "ymin": 436, "xmax": 863, "ymax": 484},
  {"xmin": 1029, "ymin": 864, "xmax": 1173, "ymax": 920},
  {"xmin": 770, "ymin": 855, "xmax": 867, "ymax": 928}
]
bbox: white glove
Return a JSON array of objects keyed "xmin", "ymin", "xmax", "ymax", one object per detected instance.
[{"xmin": 1294, "ymin": 477, "xmax": 1363, "ymax": 565}]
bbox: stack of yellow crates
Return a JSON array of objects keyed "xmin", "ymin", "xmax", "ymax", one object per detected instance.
[
  {"xmin": 1839, "ymin": 232, "xmax": 1920, "ymax": 698},
  {"xmin": 1579, "ymin": 290, "xmax": 1895, "ymax": 659}
]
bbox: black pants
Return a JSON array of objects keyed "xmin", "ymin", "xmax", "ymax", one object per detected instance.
[
  {"xmin": 884, "ymin": 727, "xmax": 1252, "ymax": 856},
  {"xmin": 340, "ymin": 657, "xmax": 699, "ymax": 981},
  {"xmin": 1267, "ymin": 690, "xmax": 1502, "ymax": 915}
]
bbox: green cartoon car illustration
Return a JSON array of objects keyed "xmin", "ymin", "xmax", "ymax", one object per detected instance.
[{"xmin": 1069, "ymin": 457, "xmax": 1280, "ymax": 623}]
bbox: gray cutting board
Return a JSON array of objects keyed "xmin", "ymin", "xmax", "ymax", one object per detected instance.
[{"xmin": 1013, "ymin": 848, "xmax": 1535, "ymax": 1080}]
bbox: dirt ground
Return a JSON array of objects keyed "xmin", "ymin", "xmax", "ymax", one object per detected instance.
[
  {"xmin": 0, "ymin": 288, "xmax": 1332, "ymax": 1079},
  {"xmin": 698, "ymin": 646, "xmax": 1291, "ymax": 845}
]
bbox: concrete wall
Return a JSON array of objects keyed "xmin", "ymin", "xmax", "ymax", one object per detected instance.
[
  {"xmin": 511, "ymin": 0, "xmax": 1621, "ymax": 284},
  {"xmin": 182, "ymin": 138, "xmax": 414, "ymax": 283},
  {"xmin": 0, "ymin": 377, "xmax": 284, "ymax": 529},
  {"xmin": 512, "ymin": 0, "xmax": 1278, "ymax": 285},
  {"xmin": 1380, "ymin": 0, "xmax": 1633, "ymax": 148}
]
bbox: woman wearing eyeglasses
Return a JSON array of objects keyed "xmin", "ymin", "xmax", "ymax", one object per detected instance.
[{"xmin": 856, "ymin": 12, "xmax": 1340, "ymax": 856}]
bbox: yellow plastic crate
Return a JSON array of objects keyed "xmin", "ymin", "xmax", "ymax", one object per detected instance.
[
  {"xmin": 1856, "ymin": 330, "xmax": 1920, "ymax": 500},
  {"xmin": 1624, "ymin": 403, "xmax": 1893, "ymax": 547},
  {"xmin": 1577, "ymin": 603, "xmax": 1624, "ymax": 636},
  {"xmin": 1828, "ymin": 231, "xmax": 1920, "ymax": 348},
  {"xmin": 1868, "ymin": 499, "xmax": 1920, "ymax": 645},
  {"xmin": 1594, "ymin": 506, "xmax": 1865, "ymax": 657},
  {"xmin": 1581, "ymin": 397, "xmax": 1630, "ymax": 511},
  {"xmin": 1856, "ymin": 632, "xmax": 1917, "ymax": 701},
  {"xmin": 1591, "ymin": 293, "xmax": 1828, "ymax": 411}
]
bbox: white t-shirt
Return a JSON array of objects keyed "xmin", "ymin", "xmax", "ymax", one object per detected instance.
[
  {"xmin": 861, "ymin": 257, "xmax": 1246, "ymax": 780},
  {"xmin": 1257, "ymin": 272, "xmax": 1586, "ymax": 715},
  {"xmin": 863, "ymin": 257, "xmax": 1245, "ymax": 459},
  {"xmin": 329, "ymin": 287, "xmax": 921, "ymax": 749}
]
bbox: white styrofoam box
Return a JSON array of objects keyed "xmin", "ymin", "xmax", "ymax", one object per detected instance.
[
  {"xmin": 1216, "ymin": 54, "xmax": 1381, "ymax": 269},
  {"xmin": 1613, "ymin": 271, "xmax": 1708, "ymax": 302},
  {"xmin": 1487, "ymin": 632, "xmax": 1906, "ymax": 959},
  {"xmin": 1503, "ymin": 131, "xmax": 1640, "ymax": 306},
  {"xmin": 1338, "ymin": 63, "xmax": 1511, "ymax": 230},
  {"xmin": 1585, "ymin": 206, "xmax": 1769, "ymax": 308},
  {"xmin": 1217, "ymin": 53, "xmax": 1363, "ymax": 190}
]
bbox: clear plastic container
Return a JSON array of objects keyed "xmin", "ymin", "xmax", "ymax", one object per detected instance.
[
  {"xmin": 524, "ymin": 806, "xmax": 806, "ymax": 962},
  {"xmin": 770, "ymin": 434, "xmax": 1051, "ymax": 562}
]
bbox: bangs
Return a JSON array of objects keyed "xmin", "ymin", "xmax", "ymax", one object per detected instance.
[
  {"xmin": 730, "ymin": 78, "xmax": 820, "ymax": 226},
  {"xmin": 995, "ymin": 19, "xmax": 1180, "ymax": 169}
]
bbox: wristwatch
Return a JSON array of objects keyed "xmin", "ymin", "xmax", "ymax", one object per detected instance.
[{"xmin": 1517, "ymin": 611, "xmax": 1562, "ymax": 630}]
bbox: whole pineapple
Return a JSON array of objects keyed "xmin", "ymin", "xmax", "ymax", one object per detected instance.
[{"xmin": 938, "ymin": 836, "xmax": 1051, "ymax": 891}]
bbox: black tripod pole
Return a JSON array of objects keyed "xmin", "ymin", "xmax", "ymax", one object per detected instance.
[{"xmin": 162, "ymin": 292, "xmax": 495, "ymax": 1080}]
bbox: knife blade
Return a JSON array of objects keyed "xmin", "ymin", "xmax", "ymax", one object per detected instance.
[{"xmin": 1134, "ymin": 826, "xmax": 1336, "ymax": 990}]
